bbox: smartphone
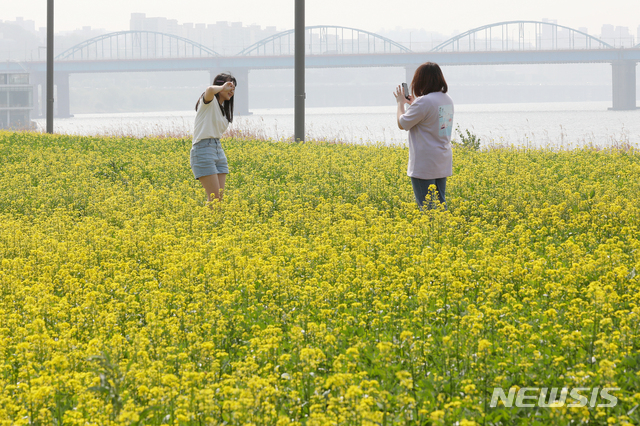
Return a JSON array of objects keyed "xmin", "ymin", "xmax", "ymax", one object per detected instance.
[{"xmin": 402, "ymin": 82, "xmax": 410, "ymax": 100}]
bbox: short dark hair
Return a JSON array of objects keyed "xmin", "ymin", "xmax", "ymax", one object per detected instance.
[
  {"xmin": 195, "ymin": 72, "xmax": 237, "ymax": 123},
  {"xmin": 411, "ymin": 62, "xmax": 448, "ymax": 97}
]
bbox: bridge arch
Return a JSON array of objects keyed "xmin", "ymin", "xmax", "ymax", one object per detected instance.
[
  {"xmin": 237, "ymin": 25, "xmax": 411, "ymax": 56},
  {"xmin": 432, "ymin": 21, "xmax": 613, "ymax": 52},
  {"xmin": 55, "ymin": 31, "xmax": 221, "ymax": 60}
]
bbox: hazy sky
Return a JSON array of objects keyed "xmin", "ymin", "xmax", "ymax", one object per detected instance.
[{"xmin": 4, "ymin": 0, "xmax": 639, "ymax": 36}]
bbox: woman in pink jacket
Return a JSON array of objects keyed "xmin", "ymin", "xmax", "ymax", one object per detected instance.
[{"xmin": 394, "ymin": 62, "xmax": 454, "ymax": 210}]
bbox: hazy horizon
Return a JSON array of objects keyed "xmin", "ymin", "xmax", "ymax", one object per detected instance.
[{"xmin": 4, "ymin": 0, "xmax": 639, "ymax": 37}]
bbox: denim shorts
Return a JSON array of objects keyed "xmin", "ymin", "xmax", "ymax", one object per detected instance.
[{"xmin": 190, "ymin": 138, "xmax": 229, "ymax": 179}]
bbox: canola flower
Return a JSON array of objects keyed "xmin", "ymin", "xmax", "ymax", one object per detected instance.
[{"xmin": 0, "ymin": 130, "xmax": 639, "ymax": 425}]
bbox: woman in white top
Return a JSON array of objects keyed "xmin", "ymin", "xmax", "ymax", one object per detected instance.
[
  {"xmin": 394, "ymin": 62, "xmax": 454, "ymax": 210},
  {"xmin": 190, "ymin": 72, "xmax": 237, "ymax": 205}
]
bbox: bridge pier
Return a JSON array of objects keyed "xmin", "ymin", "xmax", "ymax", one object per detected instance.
[
  {"xmin": 31, "ymin": 72, "xmax": 45, "ymax": 118},
  {"xmin": 211, "ymin": 68, "xmax": 250, "ymax": 116},
  {"xmin": 54, "ymin": 72, "xmax": 72, "ymax": 118},
  {"xmin": 610, "ymin": 60, "xmax": 637, "ymax": 110},
  {"xmin": 30, "ymin": 71, "xmax": 72, "ymax": 119},
  {"xmin": 405, "ymin": 66, "xmax": 418, "ymax": 91}
]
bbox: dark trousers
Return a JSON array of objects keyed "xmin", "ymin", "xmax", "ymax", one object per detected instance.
[{"xmin": 410, "ymin": 177, "xmax": 447, "ymax": 210}]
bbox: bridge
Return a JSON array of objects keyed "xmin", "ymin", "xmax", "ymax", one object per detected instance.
[{"xmin": 2, "ymin": 21, "xmax": 638, "ymax": 117}]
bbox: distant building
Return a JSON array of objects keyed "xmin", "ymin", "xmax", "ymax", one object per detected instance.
[
  {"xmin": 541, "ymin": 18, "xmax": 558, "ymax": 50},
  {"xmin": 0, "ymin": 72, "xmax": 33, "ymax": 129},
  {"xmin": 615, "ymin": 26, "xmax": 633, "ymax": 47},
  {"xmin": 129, "ymin": 13, "xmax": 279, "ymax": 55},
  {"xmin": 7, "ymin": 17, "xmax": 36, "ymax": 33},
  {"xmin": 601, "ymin": 24, "xmax": 634, "ymax": 47},
  {"xmin": 0, "ymin": 18, "xmax": 40, "ymax": 61}
]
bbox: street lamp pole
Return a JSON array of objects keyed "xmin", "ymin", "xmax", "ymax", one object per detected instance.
[
  {"xmin": 46, "ymin": 0, "xmax": 54, "ymax": 133},
  {"xmin": 294, "ymin": 0, "xmax": 305, "ymax": 142}
]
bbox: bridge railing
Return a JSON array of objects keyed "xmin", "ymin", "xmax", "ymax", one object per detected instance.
[
  {"xmin": 432, "ymin": 21, "xmax": 614, "ymax": 52},
  {"xmin": 237, "ymin": 26, "xmax": 412, "ymax": 56},
  {"xmin": 52, "ymin": 22, "xmax": 630, "ymax": 63},
  {"xmin": 56, "ymin": 31, "xmax": 221, "ymax": 61}
]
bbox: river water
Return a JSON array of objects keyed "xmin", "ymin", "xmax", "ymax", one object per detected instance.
[{"xmin": 33, "ymin": 101, "xmax": 640, "ymax": 149}]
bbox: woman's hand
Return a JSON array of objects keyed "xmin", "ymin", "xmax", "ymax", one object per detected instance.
[
  {"xmin": 221, "ymin": 81, "xmax": 235, "ymax": 93},
  {"xmin": 395, "ymin": 85, "xmax": 413, "ymax": 130},
  {"xmin": 204, "ymin": 81, "xmax": 235, "ymax": 103},
  {"xmin": 394, "ymin": 85, "xmax": 413, "ymax": 105},
  {"xmin": 220, "ymin": 81, "xmax": 235, "ymax": 100}
]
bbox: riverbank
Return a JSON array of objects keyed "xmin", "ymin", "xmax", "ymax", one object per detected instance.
[{"xmin": 30, "ymin": 101, "xmax": 640, "ymax": 147}]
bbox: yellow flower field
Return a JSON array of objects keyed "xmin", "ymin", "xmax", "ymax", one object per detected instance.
[{"xmin": 0, "ymin": 130, "xmax": 639, "ymax": 425}]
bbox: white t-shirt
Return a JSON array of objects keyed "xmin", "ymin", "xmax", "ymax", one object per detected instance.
[
  {"xmin": 399, "ymin": 91, "xmax": 454, "ymax": 180},
  {"xmin": 192, "ymin": 96, "xmax": 229, "ymax": 145}
]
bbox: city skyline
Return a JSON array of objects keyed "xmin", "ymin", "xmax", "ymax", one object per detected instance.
[{"xmin": 2, "ymin": 0, "xmax": 639, "ymax": 39}]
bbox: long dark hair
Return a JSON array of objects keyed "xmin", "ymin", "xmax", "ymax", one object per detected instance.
[
  {"xmin": 195, "ymin": 72, "xmax": 237, "ymax": 123},
  {"xmin": 411, "ymin": 62, "xmax": 448, "ymax": 97}
]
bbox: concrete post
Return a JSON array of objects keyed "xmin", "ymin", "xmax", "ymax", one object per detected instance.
[
  {"xmin": 54, "ymin": 72, "xmax": 72, "ymax": 118},
  {"xmin": 610, "ymin": 60, "xmax": 637, "ymax": 110},
  {"xmin": 46, "ymin": 0, "xmax": 54, "ymax": 133},
  {"xmin": 294, "ymin": 0, "xmax": 305, "ymax": 142}
]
